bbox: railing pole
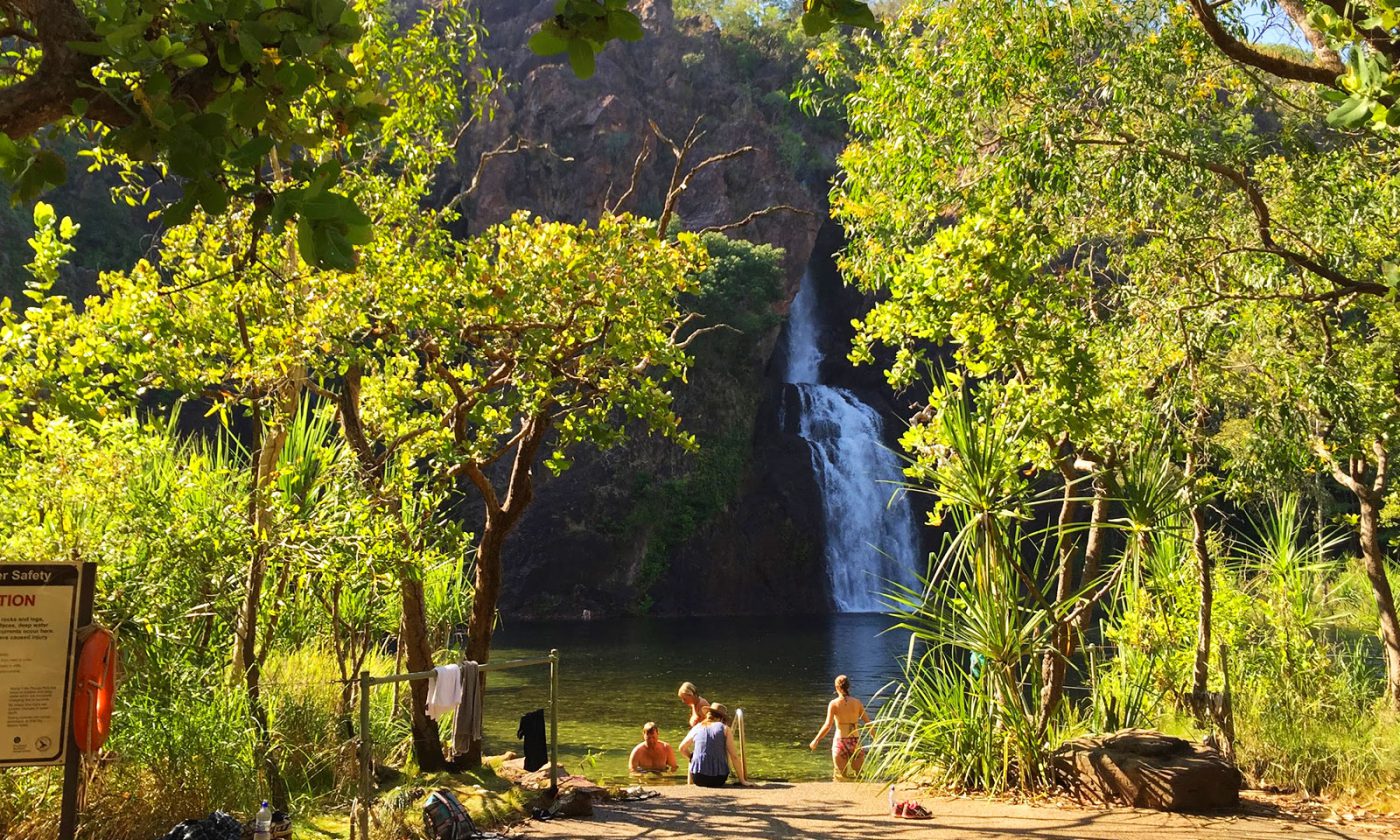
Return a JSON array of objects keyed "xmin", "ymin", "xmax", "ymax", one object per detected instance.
[
  {"xmin": 549, "ymin": 649, "xmax": 559, "ymax": 797},
  {"xmin": 357, "ymin": 669, "xmax": 372, "ymax": 840}
]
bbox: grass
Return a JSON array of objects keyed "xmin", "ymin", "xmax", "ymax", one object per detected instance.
[
  {"xmin": 310, "ymin": 767, "xmax": 533, "ymax": 840},
  {"xmin": 0, "ymin": 647, "xmax": 520, "ymax": 840}
]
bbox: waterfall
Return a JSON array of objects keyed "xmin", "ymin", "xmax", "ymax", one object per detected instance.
[{"xmin": 783, "ymin": 271, "xmax": 921, "ymax": 613}]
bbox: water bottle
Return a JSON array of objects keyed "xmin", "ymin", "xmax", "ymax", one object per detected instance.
[
  {"xmin": 254, "ymin": 801, "xmax": 272, "ymax": 840},
  {"xmin": 888, "ymin": 786, "xmax": 895, "ymax": 814}
]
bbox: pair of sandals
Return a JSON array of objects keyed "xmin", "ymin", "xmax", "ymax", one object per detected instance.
[{"xmin": 892, "ymin": 800, "xmax": 933, "ymax": 820}]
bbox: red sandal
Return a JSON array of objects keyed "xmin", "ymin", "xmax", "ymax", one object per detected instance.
[{"xmin": 893, "ymin": 801, "xmax": 933, "ymax": 819}]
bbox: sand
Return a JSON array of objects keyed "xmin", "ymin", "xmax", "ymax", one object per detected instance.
[{"xmin": 511, "ymin": 781, "xmax": 1385, "ymax": 839}]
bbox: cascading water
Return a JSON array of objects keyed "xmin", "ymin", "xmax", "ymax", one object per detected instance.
[{"xmin": 782, "ymin": 270, "xmax": 921, "ymax": 613}]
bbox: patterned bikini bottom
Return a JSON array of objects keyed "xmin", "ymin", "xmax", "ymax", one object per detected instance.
[{"xmin": 833, "ymin": 734, "xmax": 860, "ymax": 758}]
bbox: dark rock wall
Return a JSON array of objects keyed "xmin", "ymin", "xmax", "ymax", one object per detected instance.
[{"xmin": 452, "ymin": 0, "xmax": 832, "ymax": 287}]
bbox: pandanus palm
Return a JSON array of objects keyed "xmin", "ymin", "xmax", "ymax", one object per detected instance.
[{"xmin": 876, "ymin": 387, "xmax": 1063, "ymax": 792}]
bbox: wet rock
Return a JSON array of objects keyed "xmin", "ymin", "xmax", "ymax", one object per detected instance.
[{"xmin": 1050, "ymin": 728, "xmax": 1243, "ymax": 812}]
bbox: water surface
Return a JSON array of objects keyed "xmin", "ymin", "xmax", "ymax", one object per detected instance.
[{"xmin": 480, "ymin": 614, "xmax": 909, "ymax": 783}]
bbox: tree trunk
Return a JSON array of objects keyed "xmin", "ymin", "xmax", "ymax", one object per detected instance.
[
  {"xmin": 1039, "ymin": 462, "xmax": 1083, "ymax": 728},
  {"xmin": 1318, "ymin": 440, "xmax": 1400, "ymax": 711},
  {"xmin": 1185, "ymin": 405, "xmax": 1213, "ymax": 702},
  {"xmin": 336, "ymin": 363, "xmax": 452, "ymax": 771},
  {"xmin": 457, "ymin": 415, "xmax": 550, "ymax": 767},
  {"xmin": 460, "ymin": 527, "xmax": 505, "ymax": 767},
  {"xmin": 1190, "ymin": 501, "xmax": 1213, "ymax": 698},
  {"xmin": 1075, "ymin": 473, "xmax": 1108, "ymax": 635},
  {"xmin": 400, "ymin": 573, "xmax": 448, "ymax": 772},
  {"xmin": 1074, "ymin": 472, "xmax": 1112, "ymax": 636},
  {"xmin": 1357, "ymin": 487, "xmax": 1400, "ymax": 710},
  {"xmin": 232, "ymin": 384, "xmax": 298, "ymax": 809}
]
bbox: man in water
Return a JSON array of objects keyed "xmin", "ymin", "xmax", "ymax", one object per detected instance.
[
  {"xmin": 628, "ymin": 721, "xmax": 678, "ymax": 774},
  {"xmin": 809, "ymin": 674, "xmax": 871, "ymax": 777}
]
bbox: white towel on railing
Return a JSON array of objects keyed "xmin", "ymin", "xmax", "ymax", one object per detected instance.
[{"xmin": 425, "ymin": 664, "xmax": 462, "ymax": 721}]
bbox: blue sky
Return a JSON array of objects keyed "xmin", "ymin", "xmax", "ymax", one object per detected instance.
[{"xmin": 1240, "ymin": 2, "xmax": 1311, "ymax": 49}]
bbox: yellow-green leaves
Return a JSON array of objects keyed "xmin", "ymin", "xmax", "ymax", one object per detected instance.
[{"xmin": 527, "ymin": 0, "xmax": 644, "ymax": 79}]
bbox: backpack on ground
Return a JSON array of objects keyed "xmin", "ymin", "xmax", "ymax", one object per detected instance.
[{"xmin": 422, "ymin": 788, "xmax": 478, "ymax": 840}]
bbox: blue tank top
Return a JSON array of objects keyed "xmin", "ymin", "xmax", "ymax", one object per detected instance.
[{"xmin": 688, "ymin": 721, "xmax": 729, "ymax": 777}]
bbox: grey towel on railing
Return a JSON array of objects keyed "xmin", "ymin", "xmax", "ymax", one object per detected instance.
[
  {"xmin": 517, "ymin": 708, "xmax": 547, "ymax": 772},
  {"xmin": 450, "ymin": 660, "xmax": 482, "ymax": 754}
]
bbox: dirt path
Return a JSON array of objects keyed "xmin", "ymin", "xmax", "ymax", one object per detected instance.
[{"xmin": 512, "ymin": 782, "xmax": 1382, "ymax": 839}]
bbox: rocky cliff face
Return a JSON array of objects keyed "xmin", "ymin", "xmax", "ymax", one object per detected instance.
[
  {"xmin": 453, "ymin": 1, "xmax": 908, "ymax": 618},
  {"xmin": 451, "ymin": 0, "xmax": 832, "ymax": 287}
]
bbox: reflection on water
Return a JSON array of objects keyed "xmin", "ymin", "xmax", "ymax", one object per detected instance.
[{"xmin": 479, "ymin": 614, "xmax": 910, "ymax": 783}]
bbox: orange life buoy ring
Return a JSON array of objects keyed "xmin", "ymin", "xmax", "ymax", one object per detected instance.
[{"xmin": 73, "ymin": 626, "xmax": 116, "ymax": 753}]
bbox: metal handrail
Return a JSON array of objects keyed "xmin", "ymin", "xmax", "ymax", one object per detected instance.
[
  {"xmin": 364, "ymin": 654, "xmax": 556, "ymax": 685},
  {"xmin": 354, "ymin": 649, "xmax": 560, "ymax": 840}
]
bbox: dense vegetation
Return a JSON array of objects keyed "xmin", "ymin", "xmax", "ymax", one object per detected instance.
[
  {"xmin": 0, "ymin": 0, "xmax": 747, "ymax": 834},
  {"xmin": 5, "ymin": 0, "xmax": 1400, "ymax": 835},
  {"xmin": 813, "ymin": 0, "xmax": 1400, "ymax": 801}
]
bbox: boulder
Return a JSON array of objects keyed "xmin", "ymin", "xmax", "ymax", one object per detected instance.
[{"xmin": 1049, "ymin": 728, "xmax": 1243, "ymax": 812}]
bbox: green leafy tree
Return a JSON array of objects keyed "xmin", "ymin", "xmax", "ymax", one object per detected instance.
[
  {"xmin": 319, "ymin": 210, "xmax": 706, "ymax": 764},
  {"xmin": 1183, "ymin": 1, "xmax": 1400, "ymax": 131},
  {"xmin": 0, "ymin": 0, "xmax": 485, "ymax": 780},
  {"xmin": 1, "ymin": 0, "xmax": 875, "ymax": 266},
  {"xmin": 821, "ymin": 0, "xmax": 1400, "ymax": 717}
]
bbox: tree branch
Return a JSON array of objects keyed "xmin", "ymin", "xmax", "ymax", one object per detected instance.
[
  {"xmin": 1076, "ymin": 135, "xmax": 1388, "ymax": 298},
  {"xmin": 461, "ymin": 461, "xmax": 501, "ymax": 519},
  {"xmin": 445, "ymin": 136, "xmax": 574, "ymax": 212},
  {"xmin": 1373, "ymin": 437, "xmax": 1388, "ymax": 495},
  {"xmin": 1276, "ymin": 0, "xmax": 1344, "ymax": 71},
  {"xmin": 1185, "ymin": 0, "xmax": 1341, "ymax": 88},
  {"xmin": 1316, "ymin": 0, "xmax": 1400, "ymax": 63},
  {"xmin": 606, "ymin": 132, "xmax": 653, "ymax": 215},
  {"xmin": 674, "ymin": 322, "xmax": 740, "ymax": 350},
  {"xmin": 697, "ymin": 204, "xmax": 816, "ymax": 235},
  {"xmin": 1312, "ymin": 437, "xmax": 1366, "ymax": 497}
]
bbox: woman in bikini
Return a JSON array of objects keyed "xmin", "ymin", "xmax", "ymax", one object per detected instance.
[{"xmin": 808, "ymin": 674, "xmax": 871, "ymax": 777}]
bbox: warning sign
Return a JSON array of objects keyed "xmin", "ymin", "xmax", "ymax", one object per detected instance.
[{"xmin": 0, "ymin": 563, "xmax": 80, "ymax": 766}]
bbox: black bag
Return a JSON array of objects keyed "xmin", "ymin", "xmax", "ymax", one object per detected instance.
[
  {"xmin": 517, "ymin": 708, "xmax": 547, "ymax": 772},
  {"xmin": 156, "ymin": 811, "xmax": 242, "ymax": 840}
]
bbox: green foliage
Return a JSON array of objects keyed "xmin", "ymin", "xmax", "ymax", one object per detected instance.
[
  {"xmin": 826, "ymin": 2, "xmax": 1400, "ymax": 795},
  {"xmin": 690, "ymin": 233, "xmax": 784, "ymax": 339},
  {"xmin": 529, "ymin": 0, "xmax": 644, "ymax": 79},
  {"xmin": 620, "ymin": 233, "xmax": 785, "ymax": 610},
  {"xmin": 0, "ymin": 0, "xmax": 487, "ymax": 272},
  {"xmin": 824, "ymin": 0, "xmax": 1400, "ymax": 472},
  {"xmin": 628, "ymin": 430, "xmax": 750, "ymax": 611},
  {"xmin": 875, "ymin": 388, "xmax": 1070, "ymax": 792},
  {"xmin": 677, "ymin": 0, "xmax": 799, "ymax": 31},
  {"xmin": 0, "ymin": 405, "xmax": 453, "ymax": 836},
  {"xmin": 1302, "ymin": 1, "xmax": 1400, "ymax": 131},
  {"xmin": 1102, "ymin": 494, "xmax": 1399, "ymax": 794},
  {"xmin": 531, "ymin": 0, "xmax": 877, "ymax": 76}
]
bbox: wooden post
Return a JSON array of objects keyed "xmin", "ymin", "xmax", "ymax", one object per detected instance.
[
  {"xmin": 1217, "ymin": 643, "xmax": 1236, "ymax": 763},
  {"xmin": 58, "ymin": 562, "xmax": 96, "ymax": 840},
  {"xmin": 549, "ymin": 649, "xmax": 559, "ymax": 798},
  {"xmin": 356, "ymin": 670, "xmax": 372, "ymax": 840}
]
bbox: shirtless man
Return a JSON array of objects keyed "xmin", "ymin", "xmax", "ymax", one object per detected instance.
[
  {"xmin": 628, "ymin": 722, "xmax": 678, "ymax": 774},
  {"xmin": 808, "ymin": 674, "xmax": 871, "ymax": 777},
  {"xmin": 677, "ymin": 681, "xmax": 710, "ymax": 727}
]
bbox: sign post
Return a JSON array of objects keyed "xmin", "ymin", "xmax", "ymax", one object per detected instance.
[
  {"xmin": 58, "ymin": 563, "xmax": 95, "ymax": 840},
  {"xmin": 0, "ymin": 562, "xmax": 82, "ymax": 768},
  {"xmin": 0, "ymin": 561, "xmax": 91, "ymax": 840}
]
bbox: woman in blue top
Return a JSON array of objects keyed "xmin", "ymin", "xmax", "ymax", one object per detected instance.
[{"xmin": 677, "ymin": 702, "xmax": 750, "ymax": 787}]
